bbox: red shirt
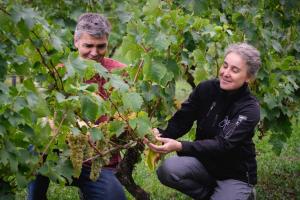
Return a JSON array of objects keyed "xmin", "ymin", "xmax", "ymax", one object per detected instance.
[
  {"xmin": 85, "ymin": 57, "xmax": 126, "ymax": 99},
  {"xmin": 84, "ymin": 57, "xmax": 126, "ymax": 168}
]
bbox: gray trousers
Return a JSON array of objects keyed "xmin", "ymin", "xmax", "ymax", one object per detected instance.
[{"xmin": 157, "ymin": 156, "xmax": 254, "ymax": 200}]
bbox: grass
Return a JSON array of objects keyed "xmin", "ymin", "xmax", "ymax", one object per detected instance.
[
  {"xmin": 127, "ymin": 122, "xmax": 300, "ymax": 200},
  {"xmin": 254, "ymin": 124, "xmax": 300, "ymax": 200},
  {"xmin": 128, "ymin": 152, "xmax": 192, "ymax": 200},
  {"xmin": 16, "ymin": 122, "xmax": 300, "ymax": 200}
]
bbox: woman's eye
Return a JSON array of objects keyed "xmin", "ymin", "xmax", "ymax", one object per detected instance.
[{"xmin": 232, "ymin": 68, "xmax": 240, "ymax": 73}]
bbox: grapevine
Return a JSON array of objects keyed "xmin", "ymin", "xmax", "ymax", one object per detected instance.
[
  {"xmin": 0, "ymin": 1, "xmax": 299, "ymax": 200},
  {"xmin": 90, "ymin": 140, "xmax": 111, "ymax": 181},
  {"xmin": 67, "ymin": 134, "xmax": 87, "ymax": 178},
  {"xmin": 90, "ymin": 157, "xmax": 103, "ymax": 182}
]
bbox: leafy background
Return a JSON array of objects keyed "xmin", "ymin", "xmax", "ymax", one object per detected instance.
[{"xmin": 0, "ymin": 0, "xmax": 299, "ymax": 199}]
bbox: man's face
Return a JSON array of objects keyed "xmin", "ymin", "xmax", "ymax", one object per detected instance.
[
  {"xmin": 219, "ymin": 52, "xmax": 250, "ymax": 91},
  {"xmin": 74, "ymin": 32, "xmax": 108, "ymax": 61}
]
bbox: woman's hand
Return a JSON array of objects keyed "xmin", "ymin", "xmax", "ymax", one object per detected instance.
[
  {"xmin": 143, "ymin": 128, "xmax": 161, "ymax": 144},
  {"xmin": 145, "ymin": 135, "xmax": 182, "ymax": 154}
]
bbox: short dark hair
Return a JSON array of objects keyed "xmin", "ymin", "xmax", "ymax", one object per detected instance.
[{"xmin": 74, "ymin": 13, "xmax": 111, "ymax": 40}]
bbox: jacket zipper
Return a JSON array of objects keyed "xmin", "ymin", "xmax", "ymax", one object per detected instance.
[
  {"xmin": 212, "ymin": 114, "xmax": 218, "ymax": 127},
  {"xmin": 206, "ymin": 101, "xmax": 216, "ymax": 117},
  {"xmin": 246, "ymin": 171, "xmax": 251, "ymax": 186}
]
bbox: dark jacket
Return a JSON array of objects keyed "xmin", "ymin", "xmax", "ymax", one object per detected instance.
[{"xmin": 160, "ymin": 79, "xmax": 260, "ymax": 185}]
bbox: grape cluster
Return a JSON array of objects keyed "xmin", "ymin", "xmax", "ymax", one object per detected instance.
[
  {"xmin": 67, "ymin": 134, "xmax": 87, "ymax": 178},
  {"xmin": 90, "ymin": 140, "xmax": 111, "ymax": 181},
  {"xmin": 145, "ymin": 133, "xmax": 156, "ymax": 143},
  {"xmin": 113, "ymin": 112, "xmax": 137, "ymax": 121},
  {"xmin": 83, "ymin": 140, "xmax": 94, "ymax": 160},
  {"xmin": 90, "ymin": 157, "xmax": 104, "ymax": 181}
]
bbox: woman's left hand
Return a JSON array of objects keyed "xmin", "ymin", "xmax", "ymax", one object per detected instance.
[{"xmin": 146, "ymin": 136, "xmax": 182, "ymax": 154}]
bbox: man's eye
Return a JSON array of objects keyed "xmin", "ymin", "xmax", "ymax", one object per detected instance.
[
  {"xmin": 97, "ymin": 43, "xmax": 107, "ymax": 49},
  {"xmin": 84, "ymin": 44, "xmax": 93, "ymax": 48}
]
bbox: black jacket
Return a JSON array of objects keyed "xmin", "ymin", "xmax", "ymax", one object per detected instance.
[{"xmin": 160, "ymin": 79, "xmax": 260, "ymax": 185}]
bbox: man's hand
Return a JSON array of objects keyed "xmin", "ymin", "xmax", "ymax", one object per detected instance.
[{"xmin": 145, "ymin": 135, "xmax": 182, "ymax": 154}]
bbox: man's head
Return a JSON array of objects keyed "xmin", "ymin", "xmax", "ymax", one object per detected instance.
[{"xmin": 74, "ymin": 13, "xmax": 111, "ymax": 61}]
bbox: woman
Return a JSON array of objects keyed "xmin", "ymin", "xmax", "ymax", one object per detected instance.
[{"xmin": 146, "ymin": 43, "xmax": 261, "ymax": 200}]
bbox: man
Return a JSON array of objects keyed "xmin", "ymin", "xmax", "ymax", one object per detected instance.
[{"xmin": 28, "ymin": 13, "xmax": 127, "ymax": 200}]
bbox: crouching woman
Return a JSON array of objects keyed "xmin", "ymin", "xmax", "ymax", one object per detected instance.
[{"xmin": 145, "ymin": 43, "xmax": 261, "ymax": 200}]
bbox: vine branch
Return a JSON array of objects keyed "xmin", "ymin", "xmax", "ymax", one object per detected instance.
[
  {"xmin": 29, "ymin": 37, "xmax": 61, "ymax": 90},
  {"xmin": 141, "ymin": 43, "xmax": 151, "ymax": 53},
  {"xmin": 214, "ymin": 42, "xmax": 220, "ymax": 78},
  {"xmin": 107, "ymin": 96, "xmax": 134, "ymax": 134},
  {"xmin": 87, "ymin": 139, "xmax": 103, "ymax": 156},
  {"xmin": 133, "ymin": 59, "xmax": 144, "ymax": 83},
  {"xmin": 108, "ymin": 96, "xmax": 127, "ymax": 122},
  {"xmin": 31, "ymin": 30, "xmax": 65, "ymax": 91},
  {"xmin": 40, "ymin": 112, "xmax": 67, "ymax": 163},
  {"xmin": 83, "ymin": 140, "xmax": 137, "ymax": 163},
  {"xmin": 0, "ymin": 5, "xmax": 10, "ymax": 16}
]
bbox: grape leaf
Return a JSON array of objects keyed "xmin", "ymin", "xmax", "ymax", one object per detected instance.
[
  {"xmin": 108, "ymin": 120, "xmax": 126, "ymax": 137},
  {"xmin": 144, "ymin": 148, "xmax": 160, "ymax": 171},
  {"xmin": 80, "ymin": 95, "xmax": 100, "ymax": 122},
  {"xmin": 143, "ymin": 56, "xmax": 167, "ymax": 84},
  {"xmin": 122, "ymin": 92, "xmax": 143, "ymax": 112},
  {"xmin": 90, "ymin": 127, "xmax": 103, "ymax": 141}
]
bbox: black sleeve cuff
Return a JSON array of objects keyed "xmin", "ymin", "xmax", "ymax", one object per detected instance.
[
  {"xmin": 177, "ymin": 141, "xmax": 192, "ymax": 156},
  {"xmin": 157, "ymin": 128, "xmax": 168, "ymax": 137}
]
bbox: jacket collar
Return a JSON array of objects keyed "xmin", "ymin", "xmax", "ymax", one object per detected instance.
[{"xmin": 215, "ymin": 79, "xmax": 250, "ymax": 103}]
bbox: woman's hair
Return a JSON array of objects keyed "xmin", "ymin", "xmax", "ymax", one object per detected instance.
[
  {"xmin": 225, "ymin": 43, "xmax": 261, "ymax": 77},
  {"xmin": 74, "ymin": 13, "xmax": 111, "ymax": 40}
]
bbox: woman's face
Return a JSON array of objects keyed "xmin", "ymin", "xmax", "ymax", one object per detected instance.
[{"xmin": 219, "ymin": 52, "xmax": 250, "ymax": 91}]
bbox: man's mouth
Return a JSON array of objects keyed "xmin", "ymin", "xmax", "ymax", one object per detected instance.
[{"xmin": 87, "ymin": 56, "xmax": 100, "ymax": 61}]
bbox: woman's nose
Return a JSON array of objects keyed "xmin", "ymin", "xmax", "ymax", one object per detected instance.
[{"xmin": 222, "ymin": 68, "xmax": 230, "ymax": 77}]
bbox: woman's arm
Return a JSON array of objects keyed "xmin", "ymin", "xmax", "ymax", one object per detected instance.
[
  {"xmin": 178, "ymin": 102, "xmax": 260, "ymax": 157},
  {"xmin": 159, "ymin": 82, "xmax": 208, "ymax": 139}
]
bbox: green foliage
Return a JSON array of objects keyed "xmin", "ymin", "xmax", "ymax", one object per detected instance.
[
  {"xmin": 254, "ymin": 122, "xmax": 300, "ymax": 199},
  {"xmin": 14, "ymin": 122, "xmax": 300, "ymax": 199},
  {"xmin": 0, "ymin": 0, "xmax": 300, "ymax": 198}
]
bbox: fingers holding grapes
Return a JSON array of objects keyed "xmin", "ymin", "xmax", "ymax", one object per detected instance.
[
  {"xmin": 147, "ymin": 137, "xmax": 182, "ymax": 154},
  {"xmin": 144, "ymin": 128, "xmax": 182, "ymax": 154},
  {"xmin": 143, "ymin": 128, "xmax": 160, "ymax": 144}
]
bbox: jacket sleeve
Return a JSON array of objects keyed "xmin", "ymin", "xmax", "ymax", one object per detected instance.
[
  {"xmin": 178, "ymin": 101, "xmax": 260, "ymax": 157},
  {"xmin": 160, "ymin": 83, "xmax": 206, "ymax": 139}
]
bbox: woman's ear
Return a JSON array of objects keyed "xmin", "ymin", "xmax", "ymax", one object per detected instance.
[
  {"xmin": 246, "ymin": 76, "xmax": 255, "ymax": 84},
  {"xmin": 245, "ymin": 73, "xmax": 253, "ymax": 83}
]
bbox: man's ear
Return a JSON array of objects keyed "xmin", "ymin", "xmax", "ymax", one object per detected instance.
[{"xmin": 74, "ymin": 36, "xmax": 78, "ymax": 49}]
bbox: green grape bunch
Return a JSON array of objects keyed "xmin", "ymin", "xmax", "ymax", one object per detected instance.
[
  {"xmin": 67, "ymin": 134, "xmax": 87, "ymax": 178},
  {"xmin": 90, "ymin": 140, "xmax": 111, "ymax": 181},
  {"xmin": 90, "ymin": 157, "xmax": 105, "ymax": 182},
  {"xmin": 83, "ymin": 138, "xmax": 94, "ymax": 160}
]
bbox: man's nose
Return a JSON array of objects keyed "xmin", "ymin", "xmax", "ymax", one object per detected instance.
[{"xmin": 90, "ymin": 48, "xmax": 98, "ymax": 56}]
